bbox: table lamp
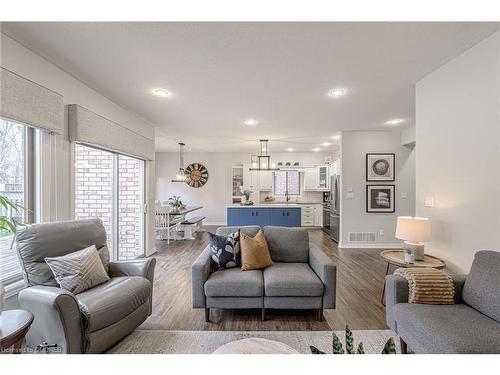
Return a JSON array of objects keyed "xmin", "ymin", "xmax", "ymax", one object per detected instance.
[{"xmin": 395, "ymin": 216, "xmax": 431, "ymax": 261}]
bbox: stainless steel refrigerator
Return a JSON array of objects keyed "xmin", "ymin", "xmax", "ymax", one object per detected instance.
[{"xmin": 330, "ymin": 174, "xmax": 340, "ymax": 242}]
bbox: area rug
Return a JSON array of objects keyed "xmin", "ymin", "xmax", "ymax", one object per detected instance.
[{"xmin": 107, "ymin": 329, "xmax": 398, "ymax": 354}]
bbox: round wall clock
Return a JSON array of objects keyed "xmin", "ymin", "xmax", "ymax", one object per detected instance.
[{"xmin": 185, "ymin": 163, "xmax": 209, "ymax": 188}]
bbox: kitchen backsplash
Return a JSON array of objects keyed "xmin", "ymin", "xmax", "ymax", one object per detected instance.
[{"xmin": 258, "ymin": 190, "xmax": 323, "ymax": 204}]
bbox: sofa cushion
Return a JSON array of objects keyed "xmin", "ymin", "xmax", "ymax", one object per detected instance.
[
  {"xmin": 204, "ymin": 268, "xmax": 264, "ymax": 297},
  {"xmin": 264, "ymin": 262, "xmax": 324, "ymax": 297},
  {"xmin": 76, "ymin": 276, "xmax": 151, "ymax": 333},
  {"xmin": 240, "ymin": 230, "xmax": 273, "ymax": 271},
  {"xmin": 393, "ymin": 303, "xmax": 500, "ymax": 353},
  {"xmin": 208, "ymin": 231, "xmax": 241, "ymax": 271},
  {"xmin": 263, "ymin": 226, "xmax": 309, "ymax": 262},
  {"xmin": 216, "ymin": 226, "xmax": 260, "ymax": 237},
  {"xmin": 462, "ymin": 250, "xmax": 500, "ymax": 322}
]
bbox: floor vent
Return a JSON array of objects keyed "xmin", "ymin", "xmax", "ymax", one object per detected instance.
[{"xmin": 348, "ymin": 232, "xmax": 377, "ymax": 243}]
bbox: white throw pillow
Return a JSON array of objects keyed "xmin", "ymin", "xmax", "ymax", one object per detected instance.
[{"xmin": 45, "ymin": 245, "xmax": 110, "ymax": 294}]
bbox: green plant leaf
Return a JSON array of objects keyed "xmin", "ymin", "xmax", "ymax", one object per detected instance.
[
  {"xmin": 332, "ymin": 332, "xmax": 344, "ymax": 354},
  {"xmin": 310, "ymin": 346, "xmax": 326, "ymax": 354},
  {"xmin": 345, "ymin": 325, "xmax": 355, "ymax": 354},
  {"xmin": 382, "ymin": 337, "xmax": 397, "ymax": 354},
  {"xmin": 356, "ymin": 342, "xmax": 365, "ymax": 354}
]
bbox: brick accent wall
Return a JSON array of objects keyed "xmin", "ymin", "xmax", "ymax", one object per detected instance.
[
  {"xmin": 75, "ymin": 144, "xmax": 143, "ymax": 261},
  {"xmin": 118, "ymin": 155, "xmax": 143, "ymax": 260}
]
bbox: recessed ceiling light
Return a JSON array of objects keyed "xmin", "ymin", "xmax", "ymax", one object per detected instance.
[
  {"xmin": 385, "ymin": 118, "xmax": 405, "ymax": 125},
  {"xmin": 244, "ymin": 118, "xmax": 258, "ymax": 126},
  {"xmin": 331, "ymin": 134, "xmax": 340, "ymax": 140},
  {"xmin": 327, "ymin": 88, "xmax": 346, "ymax": 98},
  {"xmin": 287, "ymin": 148, "xmax": 294, "ymax": 152},
  {"xmin": 313, "ymin": 148, "xmax": 321, "ymax": 152},
  {"xmin": 152, "ymin": 88, "xmax": 171, "ymax": 97},
  {"xmin": 321, "ymin": 142, "xmax": 331, "ymax": 147}
]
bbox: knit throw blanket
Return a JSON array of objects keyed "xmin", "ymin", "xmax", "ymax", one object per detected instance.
[{"xmin": 394, "ymin": 267, "xmax": 455, "ymax": 304}]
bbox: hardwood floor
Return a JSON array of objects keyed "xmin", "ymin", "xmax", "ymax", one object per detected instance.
[{"xmin": 140, "ymin": 227, "xmax": 389, "ymax": 331}]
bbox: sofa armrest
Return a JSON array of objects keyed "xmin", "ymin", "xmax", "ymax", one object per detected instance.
[
  {"xmin": 18, "ymin": 286, "xmax": 84, "ymax": 353},
  {"xmin": 191, "ymin": 245, "xmax": 212, "ymax": 308},
  {"xmin": 109, "ymin": 258, "xmax": 156, "ymax": 315},
  {"xmin": 385, "ymin": 275, "xmax": 409, "ymax": 331},
  {"xmin": 385, "ymin": 273, "xmax": 469, "ymax": 331},
  {"xmin": 308, "ymin": 246, "xmax": 337, "ymax": 309}
]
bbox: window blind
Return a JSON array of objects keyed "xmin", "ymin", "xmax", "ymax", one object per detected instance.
[
  {"xmin": 0, "ymin": 67, "xmax": 64, "ymax": 134},
  {"xmin": 68, "ymin": 104, "xmax": 155, "ymax": 161}
]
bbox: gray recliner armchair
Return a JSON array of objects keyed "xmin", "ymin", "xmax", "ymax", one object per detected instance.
[
  {"xmin": 385, "ymin": 250, "xmax": 500, "ymax": 354},
  {"xmin": 16, "ymin": 219, "xmax": 156, "ymax": 353}
]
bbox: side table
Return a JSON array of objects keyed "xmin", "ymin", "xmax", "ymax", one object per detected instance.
[
  {"xmin": 380, "ymin": 250, "xmax": 446, "ymax": 305},
  {"xmin": 0, "ymin": 309, "xmax": 34, "ymax": 354}
]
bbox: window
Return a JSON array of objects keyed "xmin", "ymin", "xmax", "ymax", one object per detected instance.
[
  {"xmin": 273, "ymin": 170, "xmax": 300, "ymax": 196},
  {"xmin": 0, "ymin": 118, "xmax": 37, "ymax": 287},
  {"xmin": 74, "ymin": 144, "xmax": 145, "ymax": 261}
]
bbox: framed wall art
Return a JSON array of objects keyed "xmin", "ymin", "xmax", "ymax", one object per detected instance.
[
  {"xmin": 366, "ymin": 185, "xmax": 395, "ymax": 213},
  {"xmin": 366, "ymin": 153, "xmax": 395, "ymax": 181}
]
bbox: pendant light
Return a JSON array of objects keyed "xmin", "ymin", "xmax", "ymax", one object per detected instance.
[
  {"xmin": 171, "ymin": 142, "xmax": 188, "ymax": 182},
  {"xmin": 249, "ymin": 139, "xmax": 280, "ymax": 171}
]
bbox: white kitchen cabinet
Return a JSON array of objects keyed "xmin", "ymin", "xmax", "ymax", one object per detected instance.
[
  {"xmin": 304, "ymin": 167, "xmax": 318, "ymax": 190},
  {"xmin": 243, "ymin": 163, "xmax": 260, "ymax": 189},
  {"xmin": 300, "ymin": 205, "xmax": 315, "ymax": 227},
  {"xmin": 304, "ymin": 165, "xmax": 330, "ymax": 191},
  {"xmin": 259, "ymin": 170, "xmax": 273, "ymax": 190},
  {"xmin": 313, "ymin": 204, "xmax": 323, "ymax": 227}
]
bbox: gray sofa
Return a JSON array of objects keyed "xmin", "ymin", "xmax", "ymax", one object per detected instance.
[
  {"xmin": 385, "ymin": 250, "xmax": 500, "ymax": 354},
  {"xmin": 192, "ymin": 226, "xmax": 336, "ymax": 321},
  {"xmin": 16, "ymin": 219, "xmax": 156, "ymax": 353}
]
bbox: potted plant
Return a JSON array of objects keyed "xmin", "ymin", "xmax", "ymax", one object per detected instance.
[
  {"xmin": 310, "ymin": 325, "xmax": 397, "ymax": 354},
  {"xmin": 167, "ymin": 196, "xmax": 183, "ymax": 212}
]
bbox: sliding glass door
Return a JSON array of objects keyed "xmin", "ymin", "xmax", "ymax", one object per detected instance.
[{"xmin": 74, "ymin": 144, "xmax": 145, "ymax": 260}]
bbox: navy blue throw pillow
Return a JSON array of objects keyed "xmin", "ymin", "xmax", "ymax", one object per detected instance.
[{"xmin": 208, "ymin": 231, "xmax": 241, "ymax": 271}]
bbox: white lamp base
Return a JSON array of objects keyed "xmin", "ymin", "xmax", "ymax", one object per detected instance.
[{"xmin": 404, "ymin": 241, "xmax": 425, "ymax": 261}]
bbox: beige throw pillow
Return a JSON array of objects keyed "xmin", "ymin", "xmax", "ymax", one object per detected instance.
[
  {"xmin": 45, "ymin": 245, "xmax": 110, "ymax": 294},
  {"xmin": 240, "ymin": 229, "xmax": 273, "ymax": 271}
]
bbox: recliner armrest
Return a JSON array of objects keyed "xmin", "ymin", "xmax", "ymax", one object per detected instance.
[
  {"xmin": 109, "ymin": 258, "xmax": 156, "ymax": 284},
  {"xmin": 18, "ymin": 286, "xmax": 84, "ymax": 353},
  {"xmin": 308, "ymin": 246, "xmax": 337, "ymax": 309},
  {"xmin": 192, "ymin": 245, "xmax": 212, "ymax": 308},
  {"xmin": 109, "ymin": 258, "xmax": 156, "ymax": 315}
]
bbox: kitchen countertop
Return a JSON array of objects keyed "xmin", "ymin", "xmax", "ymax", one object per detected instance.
[{"xmin": 227, "ymin": 203, "xmax": 322, "ymax": 208}]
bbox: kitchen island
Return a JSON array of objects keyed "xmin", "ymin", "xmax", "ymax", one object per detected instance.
[{"xmin": 227, "ymin": 204, "xmax": 302, "ymax": 227}]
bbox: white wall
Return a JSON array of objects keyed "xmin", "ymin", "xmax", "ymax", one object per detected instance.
[
  {"xmin": 1, "ymin": 33, "xmax": 157, "ymax": 256},
  {"xmin": 415, "ymin": 31, "xmax": 500, "ymax": 273},
  {"xmin": 340, "ymin": 130, "xmax": 415, "ymax": 248},
  {"xmin": 156, "ymin": 152, "xmax": 331, "ymax": 225}
]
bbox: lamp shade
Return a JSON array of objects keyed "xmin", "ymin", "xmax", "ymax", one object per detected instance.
[{"xmin": 395, "ymin": 216, "xmax": 431, "ymax": 242}]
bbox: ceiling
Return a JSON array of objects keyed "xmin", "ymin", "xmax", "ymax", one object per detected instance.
[{"xmin": 2, "ymin": 22, "xmax": 499, "ymax": 152}]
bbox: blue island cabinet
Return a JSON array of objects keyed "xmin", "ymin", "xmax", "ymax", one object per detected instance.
[{"xmin": 227, "ymin": 207, "xmax": 301, "ymax": 227}]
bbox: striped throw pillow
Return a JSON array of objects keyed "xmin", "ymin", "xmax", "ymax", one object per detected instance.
[{"xmin": 45, "ymin": 245, "xmax": 110, "ymax": 294}]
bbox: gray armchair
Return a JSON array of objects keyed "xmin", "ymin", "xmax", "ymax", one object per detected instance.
[
  {"xmin": 192, "ymin": 226, "xmax": 336, "ymax": 322},
  {"xmin": 385, "ymin": 250, "xmax": 500, "ymax": 354},
  {"xmin": 16, "ymin": 219, "xmax": 156, "ymax": 353}
]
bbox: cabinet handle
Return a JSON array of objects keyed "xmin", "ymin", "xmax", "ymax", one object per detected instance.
[
  {"xmin": 256, "ymin": 211, "xmax": 259, "ymax": 216},
  {"xmin": 287, "ymin": 212, "xmax": 290, "ymax": 216},
  {"xmin": 282, "ymin": 211, "xmax": 285, "ymax": 216},
  {"xmin": 251, "ymin": 212, "xmax": 254, "ymax": 216}
]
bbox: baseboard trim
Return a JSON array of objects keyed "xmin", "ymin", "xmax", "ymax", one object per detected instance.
[{"xmin": 338, "ymin": 242, "xmax": 403, "ymax": 249}]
